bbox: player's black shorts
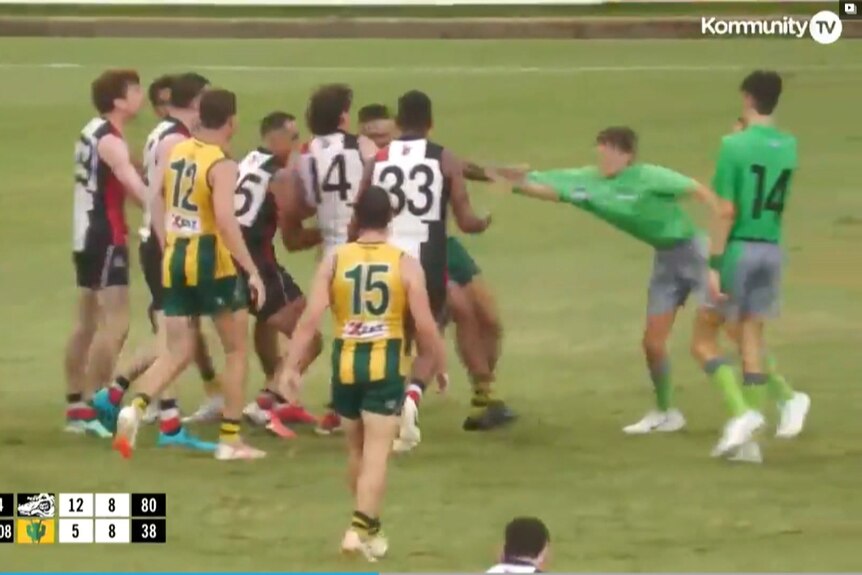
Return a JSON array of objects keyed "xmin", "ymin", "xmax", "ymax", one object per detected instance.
[
  {"xmin": 245, "ymin": 262, "xmax": 303, "ymax": 322},
  {"xmin": 139, "ymin": 234, "xmax": 163, "ymax": 312},
  {"xmin": 73, "ymin": 242, "xmax": 129, "ymax": 290}
]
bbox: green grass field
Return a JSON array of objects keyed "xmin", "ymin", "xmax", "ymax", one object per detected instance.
[{"xmin": 1, "ymin": 37, "xmax": 861, "ymax": 571}]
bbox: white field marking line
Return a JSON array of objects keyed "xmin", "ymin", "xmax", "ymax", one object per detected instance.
[{"xmin": 0, "ymin": 62, "xmax": 860, "ymax": 74}]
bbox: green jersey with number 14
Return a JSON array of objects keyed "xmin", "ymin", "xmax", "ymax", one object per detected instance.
[{"xmin": 712, "ymin": 124, "xmax": 797, "ymax": 243}]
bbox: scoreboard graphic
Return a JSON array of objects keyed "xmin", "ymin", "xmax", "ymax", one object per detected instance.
[{"xmin": 0, "ymin": 493, "xmax": 166, "ymax": 544}]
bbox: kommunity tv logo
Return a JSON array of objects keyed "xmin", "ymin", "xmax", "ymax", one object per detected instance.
[{"xmin": 701, "ymin": 11, "xmax": 843, "ymax": 44}]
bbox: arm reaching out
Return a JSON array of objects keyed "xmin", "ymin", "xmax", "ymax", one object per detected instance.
[
  {"xmin": 98, "ymin": 135, "xmax": 147, "ymax": 207},
  {"xmin": 280, "ymin": 253, "xmax": 334, "ymax": 396},
  {"xmin": 488, "ymin": 167, "xmax": 563, "ymax": 203},
  {"xmin": 444, "ymin": 149, "xmax": 491, "ymax": 234}
]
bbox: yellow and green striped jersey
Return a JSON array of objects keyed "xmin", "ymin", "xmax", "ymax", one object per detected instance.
[
  {"xmin": 330, "ymin": 242, "xmax": 408, "ymax": 384},
  {"xmin": 162, "ymin": 138, "xmax": 236, "ymax": 287}
]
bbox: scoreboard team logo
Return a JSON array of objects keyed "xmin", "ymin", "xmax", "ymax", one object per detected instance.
[{"xmin": 17, "ymin": 493, "xmax": 55, "ymax": 518}]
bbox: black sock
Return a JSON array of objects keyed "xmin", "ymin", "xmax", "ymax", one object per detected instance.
[
  {"xmin": 66, "ymin": 393, "xmax": 83, "ymax": 405},
  {"xmin": 351, "ymin": 510, "xmax": 374, "ymax": 534},
  {"xmin": 114, "ymin": 376, "xmax": 131, "ymax": 391}
]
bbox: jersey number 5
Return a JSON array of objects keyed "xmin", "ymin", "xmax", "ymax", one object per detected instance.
[
  {"xmin": 345, "ymin": 263, "xmax": 390, "ymax": 316},
  {"xmin": 750, "ymin": 165, "xmax": 791, "ymax": 219},
  {"xmin": 169, "ymin": 159, "xmax": 199, "ymax": 212}
]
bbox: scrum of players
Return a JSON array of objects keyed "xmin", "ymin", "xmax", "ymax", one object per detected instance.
[{"xmin": 66, "ymin": 68, "xmax": 809, "ymax": 558}]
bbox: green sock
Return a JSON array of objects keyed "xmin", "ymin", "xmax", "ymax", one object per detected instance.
[
  {"xmin": 742, "ymin": 372, "xmax": 768, "ymax": 411},
  {"xmin": 648, "ymin": 358, "xmax": 672, "ymax": 412},
  {"xmin": 706, "ymin": 361, "xmax": 748, "ymax": 417},
  {"xmin": 765, "ymin": 355, "xmax": 794, "ymax": 403}
]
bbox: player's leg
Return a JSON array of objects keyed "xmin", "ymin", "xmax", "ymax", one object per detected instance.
[
  {"xmin": 723, "ymin": 321, "xmax": 804, "ymax": 435},
  {"xmin": 181, "ymin": 324, "xmax": 225, "ymax": 424},
  {"xmin": 691, "ymin": 243, "xmax": 765, "ymax": 458},
  {"xmin": 209, "ymin": 277, "xmax": 264, "ymax": 460},
  {"xmin": 467, "ymin": 277, "xmax": 503, "ymax": 373},
  {"xmin": 625, "ymin": 243, "xmax": 698, "ymax": 434},
  {"xmin": 341, "ymin": 380, "xmax": 401, "ymax": 560},
  {"xmin": 258, "ymin": 266, "xmax": 323, "ymax": 425},
  {"xmin": 97, "ymin": 238, "xmax": 164, "ymax": 426},
  {"xmin": 113, "ymin": 313, "xmax": 196, "ymax": 457},
  {"xmin": 63, "ymin": 285, "xmax": 107, "ymax": 435},
  {"xmin": 84, "ymin": 246, "xmax": 131, "ymax": 396},
  {"xmin": 740, "ymin": 243, "xmax": 809, "ymax": 438}
]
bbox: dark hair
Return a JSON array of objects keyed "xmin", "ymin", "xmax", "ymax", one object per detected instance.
[
  {"xmin": 260, "ymin": 111, "xmax": 296, "ymax": 137},
  {"xmin": 170, "ymin": 72, "xmax": 210, "ymax": 109},
  {"xmin": 740, "ymin": 70, "xmax": 782, "ymax": 115},
  {"xmin": 199, "ymin": 89, "xmax": 236, "ymax": 130},
  {"xmin": 148, "ymin": 74, "xmax": 174, "ymax": 109},
  {"xmin": 306, "ymin": 84, "xmax": 353, "ymax": 136},
  {"xmin": 596, "ymin": 126, "xmax": 638, "ymax": 155},
  {"xmin": 503, "ymin": 517, "xmax": 550, "ymax": 559},
  {"xmin": 91, "ymin": 69, "xmax": 140, "ymax": 114},
  {"xmin": 354, "ymin": 186, "xmax": 393, "ymax": 231},
  {"xmin": 396, "ymin": 90, "xmax": 432, "ymax": 132},
  {"xmin": 358, "ymin": 103, "xmax": 391, "ymax": 124}
]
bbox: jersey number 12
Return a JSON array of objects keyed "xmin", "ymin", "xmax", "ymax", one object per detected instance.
[{"xmin": 750, "ymin": 164, "xmax": 791, "ymax": 219}]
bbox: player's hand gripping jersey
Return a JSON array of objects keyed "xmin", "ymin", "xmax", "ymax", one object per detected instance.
[{"xmin": 300, "ymin": 132, "xmax": 365, "ymax": 254}]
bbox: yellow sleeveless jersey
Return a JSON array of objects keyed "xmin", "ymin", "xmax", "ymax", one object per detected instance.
[
  {"xmin": 330, "ymin": 242, "xmax": 408, "ymax": 384},
  {"xmin": 162, "ymin": 138, "xmax": 236, "ymax": 287}
]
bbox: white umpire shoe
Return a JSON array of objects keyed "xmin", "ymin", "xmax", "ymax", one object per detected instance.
[
  {"xmin": 623, "ymin": 409, "xmax": 686, "ymax": 435},
  {"xmin": 242, "ymin": 401, "xmax": 270, "ymax": 426},
  {"xmin": 776, "ymin": 392, "xmax": 811, "ymax": 439},
  {"xmin": 182, "ymin": 396, "xmax": 224, "ymax": 424},
  {"xmin": 712, "ymin": 410, "xmax": 765, "ymax": 458},
  {"xmin": 728, "ymin": 440, "xmax": 763, "ymax": 464},
  {"xmin": 142, "ymin": 403, "xmax": 160, "ymax": 425}
]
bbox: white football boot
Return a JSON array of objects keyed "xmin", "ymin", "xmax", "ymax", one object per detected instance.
[
  {"xmin": 775, "ymin": 392, "xmax": 810, "ymax": 439},
  {"xmin": 623, "ymin": 409, "xmax": 686, "ymax": 435},
  {"xmin": 711, "ymin": 410, "xmax": 765, "ymax": 458}
]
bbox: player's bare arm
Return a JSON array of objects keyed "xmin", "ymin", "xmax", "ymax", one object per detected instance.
[
  {"xmin": 348, "ymin": 160, "xmax": 376, "ymax": 243},
  {"xmin": 402, "ymin": 255, "xmax": 447, "ymax": 374},
  {"xmin": 488, "ymin": 167, "xmax": 563, "ymax": 203},
  {"xmin": 274, "ymin": 166, "xmax": 322, "ymax": 252},
  {"xmin": 211, "ymin": 159, "xmax": 265, "ymax": 309},
  {"xmin": 98, "ymin": 135, "xmax": 147, "ymax": 207},
  {"xmin": 149, "ymin": 134, "xmax": 187, "ymax": 246},
  {"xmin": 281, "ymin": 252, "xmax": 334, "ymax": 390},
  {"xmin": 444, "ymin": 149, "xmax": 490, "ymax": 234},
  {"xmin": 358, "ymin": 134, "xmax": 379, "ymax": 163}
]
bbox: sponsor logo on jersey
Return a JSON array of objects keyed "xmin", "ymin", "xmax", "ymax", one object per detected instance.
[
  {"xmin": 168, "ymin": 214, "xmax": 201, "ymax": 235},
  {"xmin": 342, "ymin": 320, "xmax": 388, "ymax": 339}
]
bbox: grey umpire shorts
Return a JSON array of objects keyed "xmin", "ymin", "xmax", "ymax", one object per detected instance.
[
  {"xmin": 708, "ymin": 240, "xmax": 783, "ymax": 320},
  {"xmin": 647, "ymin": 236, "xmax": 708, "ymax": 317}
]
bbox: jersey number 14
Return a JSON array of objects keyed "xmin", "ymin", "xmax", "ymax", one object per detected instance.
[{"xmin": 750, "ymin": 164, "xmax": 791, "ymax": 219}]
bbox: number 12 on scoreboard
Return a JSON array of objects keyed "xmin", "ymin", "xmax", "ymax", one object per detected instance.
[{"xmin": 131, "ymin": 519, "xmax": 166, "ymax": 543}]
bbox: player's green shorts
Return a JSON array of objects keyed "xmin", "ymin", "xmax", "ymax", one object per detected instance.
[
  {"xmin": 163, "ymin": 276, "xmax": 247, "ymax": 317},
  {"xmin": 331, "ymin": 377, "xmax": 404, "ymax": 420},
  {"xmin": 446, "ymin": 237, "xmax": 481, "ymax": 287}
]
